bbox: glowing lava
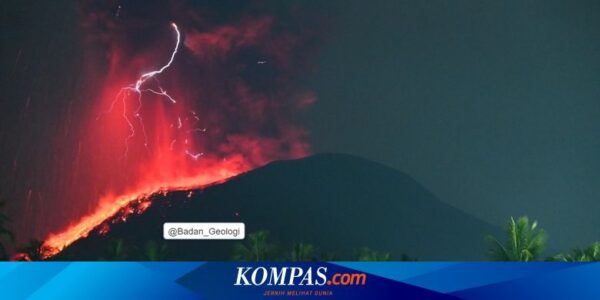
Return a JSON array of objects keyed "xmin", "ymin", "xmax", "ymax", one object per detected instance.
[
  {"xmin": 38, "ymin": 10, "xmax": 315, "ymax": 258},
  {"xmin": 42, "ymin": 160, "xmax": 247, "ymax": 258},
  {"xmin": 42, "ymin": 22, "xmax": 247, "ymax": 257}
]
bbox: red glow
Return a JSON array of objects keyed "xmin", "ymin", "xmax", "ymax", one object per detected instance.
[
  {"xmin": 40, "ymin": 18, "xmax": 312, "ymax": 257},
  {"xmin": 43, "ymin": 159, "xmax": 247, "ymax": 257}
]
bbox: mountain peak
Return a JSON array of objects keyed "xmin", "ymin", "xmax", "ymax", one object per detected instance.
[{"xmin": 55, "ymin": 153, "xmax": 499, "ymax": 260}]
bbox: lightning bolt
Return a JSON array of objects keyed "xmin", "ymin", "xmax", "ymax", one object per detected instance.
[{"xmin": 99, "ymin": 22, "xmax": 181, "ymax": 156}]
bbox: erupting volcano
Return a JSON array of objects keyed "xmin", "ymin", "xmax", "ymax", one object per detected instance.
[{"xmin": 25, "ymin": 2, "xmax": 321, "ymax": 258}]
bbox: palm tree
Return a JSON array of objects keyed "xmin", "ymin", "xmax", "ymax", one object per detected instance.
[
  {"xmin": 15, "ymin": 240, "xmax": 50, "ymax": 261},
  {"xmin": 552, "ymin": 242, "xmax": 600, "ymax": 262},
  {"xmin": 232, "ymin": 230, "xmax": 276, "ymax": 261},
  {"xmin": 142, "ymin": 240, "xmax": 168, "ymax": 261},
  {"xmin": 0, "ymin": 201, "xmax": 14, "ymax": 261},
  {"xmin": 486, "ymin": 216, "xmax": 547, "ymax": 261},
  {"xmin": 355, "ymin": 247, "xmax": 391, "ymax": 261},
  {"xmin": 290, "ymin": 242, "xmax": 316, "ymax": 261}
]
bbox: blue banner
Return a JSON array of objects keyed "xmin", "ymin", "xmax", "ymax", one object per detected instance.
[{"xmin": 1, "ymin": 262, "xmax": 599, "ymax": 299}]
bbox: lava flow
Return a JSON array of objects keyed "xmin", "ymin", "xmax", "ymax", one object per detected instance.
[
  {"xmin": 42, "ymin": 162, "xmax": 246, "ymax": 258},
  {"xmin": 40, "ymin": 22, "xmax": 246, "ymax": 257},
  {"xmin": 31, "ymin": 2, "xmax": 319, "ymax": 259},
  {"xmin": 40, "ymin": 19, "xmax": 292, "ymax": 257}
]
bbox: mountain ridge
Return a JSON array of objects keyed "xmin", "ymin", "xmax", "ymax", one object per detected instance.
[{"xmin": 54, "ymin": 153, "xmax": 500, "ymax": 260}]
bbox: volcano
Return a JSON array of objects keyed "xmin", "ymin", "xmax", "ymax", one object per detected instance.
[{"xmin": 52, "ymin": 153, "xmax": 499, "ymax": 260}]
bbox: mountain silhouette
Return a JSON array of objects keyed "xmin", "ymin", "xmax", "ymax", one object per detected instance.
[{"xmin": 54, "ymin": 153, "xmax": 499, "ymax": 260}]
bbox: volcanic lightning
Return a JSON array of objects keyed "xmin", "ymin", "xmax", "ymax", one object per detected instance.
[
  {"xmin": 41, "ymin": 22, "xmax": 232, "ymax": 258},
  {"xmin": 101, "ymin": 22, "xmax": 181, "ymax": 156},
  {"xmin": 36, "ymin": 6, "xmax": 318, "ymax": 260}
]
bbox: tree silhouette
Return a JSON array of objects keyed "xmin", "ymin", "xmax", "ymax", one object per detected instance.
[
  {"xmin": 101, "ymin": 238, "xmax": 132, "ymax": 261},
  {"xmin": 355, "ymin": 247, "xmax": 391, "ymax": 261},
  {"xmin": 142, "ymin": 240, "xmax": 168, "ymax": 261},
  {"xmin": 552, "ymin": 242, "xmax": 600, "ymax": 262},
  {"xmin": 232, "ymin": 230, "xmax": 277, "ymax": 261},
  {"xmin": 0, "ymin": 201, "xmax": 14, "ymax": 261},
  {"xmin": 486, "ymin": 216, "xmax": 546, "ymax": 261},
  {"xmin": 290, "ymin": 242, "xmax": 316, "ymax": 261}
]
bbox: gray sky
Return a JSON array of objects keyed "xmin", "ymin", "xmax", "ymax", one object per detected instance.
[
  {"xmin": 306, "ymin": 0, "xmax": 600, "ymax": 250},
  {"xmin": 2, "ymin": 0, "xmax": 599, "ymax": 251}
]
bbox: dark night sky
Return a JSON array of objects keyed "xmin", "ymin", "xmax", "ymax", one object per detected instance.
[
  {"xmin": 2, "ymin": 0, "xmax": 600, "ymax": 251},
  {"xmin": 306, "ymin": 0, "xmax": 600, "ymax": 249}
]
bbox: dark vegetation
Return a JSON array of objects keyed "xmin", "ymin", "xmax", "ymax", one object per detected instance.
[{"xmin": 0, "ymin": 155, "xmax": 597, "ymax": 262}]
